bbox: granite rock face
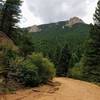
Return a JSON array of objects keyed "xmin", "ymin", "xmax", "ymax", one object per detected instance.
[
  {"xmin": 28, "ymin": 25, "xmax": 41, "ymax": 33},
  {"xmin": 66, "ymin": 17, "xmax": 84, "ymax": 27}
]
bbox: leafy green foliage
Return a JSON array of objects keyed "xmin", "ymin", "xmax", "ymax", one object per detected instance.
[
  {"xmin": 18, "ymin": 53, "xmax": 56, "ymax": 87},
  {"xmin": 0, "ymin": 46, "xmax": 19, "ymax": 91},
  {"xmin": 68, "ymin": 63, "xmax": 83, "ymax": 80},
  {"xmin": 19, "ymin": 59, "xmax": 39, "ymax": 86},
  {"xmin": 30, "ymin": 53, "xmax": 55, "ymax": 83},
  {"xmin": 0, "ymin": 46, "xmax": 55, "ymax": 88}
]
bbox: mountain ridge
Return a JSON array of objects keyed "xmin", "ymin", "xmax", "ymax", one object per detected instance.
[{"xmin": 27, "ymin": 17, "xmax": 85, "ymax": 33}]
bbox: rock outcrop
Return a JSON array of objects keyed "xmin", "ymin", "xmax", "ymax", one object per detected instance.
[
  {"xmin": 66, "ymin": 17, "xmax": 84, "ymax": 27},
  {"xmin": 28, "ymin": 25, "xmax": 41, "ymax": 33}
]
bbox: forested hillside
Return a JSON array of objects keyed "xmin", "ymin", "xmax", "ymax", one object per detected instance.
[{"xmin": 26, "ymin": 20, "xmax": 89, "ymax": 67}]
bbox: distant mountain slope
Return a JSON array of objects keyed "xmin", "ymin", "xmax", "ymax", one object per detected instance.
[{"xmin": 26, "ymin": 17, "xmax": 89, "ymax": 65}]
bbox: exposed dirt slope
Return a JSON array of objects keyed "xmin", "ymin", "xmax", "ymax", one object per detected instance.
[
  {"xmin": 1, "ymin": 78, "xmax": 100, "ymax": 100},
  {"xmin": 0, "ymin": 31, "xmax": 18, "ymax": 51}
]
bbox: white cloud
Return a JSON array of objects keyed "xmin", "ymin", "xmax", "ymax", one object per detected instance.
[
  {"xmin": 19, "ymin": 0, "xmax": 43, "ymax": 27},
  {"xmin": 82, "ymin": 0, "xmax": 98, "ymax": 24},
  {"xmin": 20, "ymin": 0, "xmax": 98, "ymax": 27}
]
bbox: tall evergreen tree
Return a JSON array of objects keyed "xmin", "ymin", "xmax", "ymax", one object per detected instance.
[
  {"xmin": 20, "ymin": 35, "xmax": 35, "ymax": 56},
  {"xmin": 0, "ymin": 0, "xmax": 4, "ymax": 25},
  {"xmin": 57, "ymin": 44, "xmax": 71, "ymax": 76},
  {"xmin": 0, "ymin": 0, "xmax": 3, "ymax": 9},
  {"xmin": 54, "ymin": 45, "xmax": 61, "ymax": 66},
  {"xmin": 0, "ymin": 0, "xmax": 22, "ymax": 37},
  {"xmin": 82, "ymin": 0, "xmax": 100, "ymax": 82}
]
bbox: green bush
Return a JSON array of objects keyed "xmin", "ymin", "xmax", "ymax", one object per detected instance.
[
  {"xmin": 0, "ymin": 47, "xmax": 21, "ymax": 92},
  {"xmin": 31, "ymin": 53, "xmax": 56, "ymax": 83},
  {"xmin": 68, "ymin": 65, "xmax": 83, "ymax": 80},
  {"xmin": 40, "ymin": 58, "xmax": 56, "ymax": 83},
  {"xmin": 0, "ymin": 45, "xmax": 55, "ymax": 87},
  {"xmin": 19, "ymin": 59, "xmax": 40, "ymax": 86},
  {"xmin": 18, "ymin": 53, "xmax": 56, "ymax": 87}
]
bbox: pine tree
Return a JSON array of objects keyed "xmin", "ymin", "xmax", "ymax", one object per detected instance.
[
  {"xmin": 0, "ymin": 0, "xmax": 22, "ymax": 37},
  {"xmin": 57, "ymin": 44, "xmax": 71, "ymax": 76},
  {"xmin": 82, "ymin": 0, "xmax": 100, "ymax": 82},
  {"xmin": 0, "ymin": 0, "xmax": 3, "ymax": 9},
  {"xmin": 0, "ymin": 0, "xmax": 4, "ymax": 25},
  {"xmin": 54, "ymin": 45, "xmax": 61, "ymax": 66},
  {"xmin": 20, "ymin": 36, "xmax": 35, "ymax": 56},
  {"xmin": 0, "ymin": 0, "xmax": 4, "ymax": 9}
]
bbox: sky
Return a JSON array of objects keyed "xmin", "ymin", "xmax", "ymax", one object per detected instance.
[{"xmin": 20, "ymin": 0, "xmax": 98, "ymax": 27}]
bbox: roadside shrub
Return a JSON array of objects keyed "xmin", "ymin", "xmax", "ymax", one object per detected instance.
[
  {"xmin": 0, "ymin": 46, "xmax": 55, "ymax": 87},
  {"xmin": 39, "ymin": 58, "xmax": 55, "ymax": 83},
  {"xmin": 0, "ymin": 47, "xmax": 21, "ymax": 92},
  {"xmin": 18, "ymin": 53, "xmax": 56, "ymax": 87},
  {"xmin": 68, "ymin": 64, "xmax": 83, "ymax": 80},
  {"xmin": 19, "ymin": 59, "xmax": 40, "ymax": 87},
  {"xmin": 31, "ymin": 53, "xmax": 56, "ymax": 83}
]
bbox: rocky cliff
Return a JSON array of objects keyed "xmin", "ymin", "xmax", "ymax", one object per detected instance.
[{"xmin": 66, "ymin": 17, "xmax": 84, "ymax": 27}]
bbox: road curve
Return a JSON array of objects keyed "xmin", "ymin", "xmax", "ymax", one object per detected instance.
[
  {"xmin": 1, "ymin": 77, "xmax": 100, "ymax": 100},
  {"xmin": 38, "ymin": 78, "xmax": 100, "ymax": 100}
]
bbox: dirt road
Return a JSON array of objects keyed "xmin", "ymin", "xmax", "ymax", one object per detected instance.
[{"xmin": 1, "ymin": 78, "xmax": 100, "ymax": 100}]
